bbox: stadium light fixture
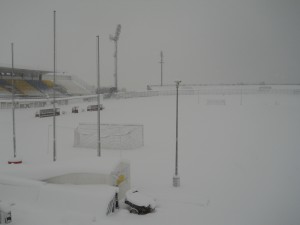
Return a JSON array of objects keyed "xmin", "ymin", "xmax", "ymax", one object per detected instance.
[
  {"xmin": 109, "ymin": 24, "xmax": 121, "ymax": 91},
  {"xmin": 173, "ymin": 80, "xmax": 181, "ymax": 187}
]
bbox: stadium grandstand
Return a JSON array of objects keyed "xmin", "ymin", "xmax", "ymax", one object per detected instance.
[{"xmin": 0, "ymin": 66, "xmax": 93, "ymax": 98}]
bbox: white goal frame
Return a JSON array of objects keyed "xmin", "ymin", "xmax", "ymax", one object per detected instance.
[{"xmin": 74, "ymin": 123, "xmax": 144, "ymax": 150}]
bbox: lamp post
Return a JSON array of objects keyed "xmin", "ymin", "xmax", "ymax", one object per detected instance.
[
  {"xmin": 159, "ymin": 51, "xmax": 164, "ymax": 86},
  {"xmin": 173, "ymin": 80, "xmax": 181, "ymax": 187},
  {"xmin": 96, "ymin": 35, "xmax": 101, "ymax": 157},
  {"xmin": 11, "ymin": 43, "xmax": 17, "ymax": 158},
  {"xmin": 52, "ymin": 10, "xmax": 57, "ymax": 162}
]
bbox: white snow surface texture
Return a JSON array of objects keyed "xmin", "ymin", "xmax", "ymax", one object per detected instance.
[{"xmin": 1, "ymin": 92, "xmax": 300, "ymax": 225}]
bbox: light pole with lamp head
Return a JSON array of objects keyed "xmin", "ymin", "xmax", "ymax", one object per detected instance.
[{"xmin": 173, "ymin": 80, "xmax": 181, "ymax": 187}]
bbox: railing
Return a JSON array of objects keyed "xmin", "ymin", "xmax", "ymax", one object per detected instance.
[
  {"xmin": 106, "ymin": 193, "xmax": 119, "ymax": 215},
  {"xmin": 1, "ymin": 85, "xmax": 300, "ymax": 109}
]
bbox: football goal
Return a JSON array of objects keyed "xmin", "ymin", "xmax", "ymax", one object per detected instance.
[{"xmin": 74, "ymin": 123, "xmax": 143, "ymax": 150}]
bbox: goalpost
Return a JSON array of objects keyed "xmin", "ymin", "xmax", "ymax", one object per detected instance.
[{"xmin": 74, "ymin": 123, "xmax": 144, "ymax": 150}]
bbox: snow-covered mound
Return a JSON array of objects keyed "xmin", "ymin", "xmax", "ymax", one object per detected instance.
[
  {"xmin": 0, "ymin": 158, "xmax": 120, "ymax": 181},
  {"xmin": 0, "ymin": 159, "xmax": 122, "ymax": 217}
]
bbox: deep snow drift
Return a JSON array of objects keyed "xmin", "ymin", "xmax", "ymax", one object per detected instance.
[{"xmin": 1, "ymin": 92, "xmax": 300, "ymax": 225}]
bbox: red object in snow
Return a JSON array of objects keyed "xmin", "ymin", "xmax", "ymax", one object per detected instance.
[{"xmin": 8, "ymin": 159, "xmax": 22, "ymax": 164}]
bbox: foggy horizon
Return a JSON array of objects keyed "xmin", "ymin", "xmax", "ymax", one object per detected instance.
[{"xmin": 0, "ymin": 0, "xmax": 299, "ymax": 90}]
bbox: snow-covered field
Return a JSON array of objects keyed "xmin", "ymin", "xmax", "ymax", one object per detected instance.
[{"xmin": 1, "ymin": 92, "xmax": 300, "ymax": 225}]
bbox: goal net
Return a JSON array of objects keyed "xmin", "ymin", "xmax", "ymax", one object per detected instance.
[{"xmin": 74, "ymin": 123, "xmax": 144, "ymax": 150}]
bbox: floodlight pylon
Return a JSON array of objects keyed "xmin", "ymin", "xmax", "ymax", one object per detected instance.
[{"xmin": 110, "ymin": 24, "xmax": 121, "ymax": 91}]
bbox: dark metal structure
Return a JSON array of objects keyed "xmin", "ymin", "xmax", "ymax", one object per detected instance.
[
  {"xmin": 11, "ymin": 43, "xmax": 17, "ymax": 158},
  {"xmin": 52, "ymin": 10, "xmax": 57, "ymax": 162},
  {"xmin": 159, "ymin": 51, "xmax": 164, "ymax": 86},
  {"xmin": 109, "ymin": 24, "xmax": 121, "ymax": 91},
  {"xmin": 96, "ymin": 35, "xmax": 101, "ymax": 157},
  {"xmin": 173, "ymin": 80, "xmax": 181, "ymax": 187},
  {"xmin": 0, "ymin": 66, "xmax": 51, "ymax": 80}
]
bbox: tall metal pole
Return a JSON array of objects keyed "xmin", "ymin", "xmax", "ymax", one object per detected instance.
[
  {"xmin": 96, "ymin": 35, "xmax": 101, "ymax": 157},
  {"xmin": 173, "ymin": 80, "xmax": 181, "ymax": 187},
  {"xmin": 160, "ymin": 51, "xmax": 164, "ymax": 86},
  {"xmin": 115, "ymin": 40, "xmax": 118, "ymax": 91},
  {"xmin": 53, "ymin": 10, "xmax": 57, "ymax": 162},
  {"xmin": 110, "ymin": 24, "xmax": 121, "ymax": 91},
  {"xmin": 11, "ymin": 43, "xmax": 17, "ymax": 158}
]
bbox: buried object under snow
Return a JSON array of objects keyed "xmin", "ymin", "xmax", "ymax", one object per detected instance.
[{"xmin": 124, "ymin": 189, "xmax": 156, "ymax": 215}]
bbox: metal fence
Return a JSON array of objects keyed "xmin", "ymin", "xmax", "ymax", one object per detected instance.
[{"xmin": 1, "ymin": 85, "xmax": 300, "ymax": 109}]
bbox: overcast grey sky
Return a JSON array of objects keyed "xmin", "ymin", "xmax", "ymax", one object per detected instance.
[{"xmin": 0, "ymin": 0, "xmax": 299, "ymax": 90}]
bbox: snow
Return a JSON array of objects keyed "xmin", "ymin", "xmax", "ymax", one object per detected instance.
[
  {"xmin": 0, "ymin": 158, "xmax": 120, "ymax": 180},
  {"xmin": 0, "ymin": 174, "xmax": 118, "ymax": 217},
  {"xmin": 1, "ymin": 90, "xmax": 300, "ymax": 225},
  {"xmin": 0, "ymin": 202, "xmax": 12, "ymax": 213}
]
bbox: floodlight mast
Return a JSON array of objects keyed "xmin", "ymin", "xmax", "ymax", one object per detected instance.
[{"xmin": 110, "ymin": 24, "xmax": 121, "ymax": 91}]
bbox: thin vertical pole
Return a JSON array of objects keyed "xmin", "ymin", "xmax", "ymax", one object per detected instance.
[
  {"xmin": 175, "ymin": 83, "xmax": 179, "ymax": 176},
  {"xmin": 97, "ymin": 35, "xmax": 101, "ymax": 157},
  {"xmin": 173, "ymin": 80, "xmax": 181, "ymax": 187},
  {"xmin": 160, "ymin": 51, "xmax": 163, "ymax": 86},
  {"xmin": 11, "ymin": 43, "xmax": 17, "ymax": 158},
  {"xmin": 53, "ymin": 10, "xmax": 57, "ymax": 162},
  {"xmin": 115, "ymin": 40, "xmax": 118, "ymax": 91},
  {"xmin": 240, "ymin": 88, "xmax": 243, "ymax": 105}
]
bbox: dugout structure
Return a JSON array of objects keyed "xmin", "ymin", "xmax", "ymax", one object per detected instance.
[
  {"xmin": 35, "ymin": 108, "xmax": 60, "ymax": 117},
  {"xmin": 74, "ymin": 123, "xmax": 143, "ymax": 150}
]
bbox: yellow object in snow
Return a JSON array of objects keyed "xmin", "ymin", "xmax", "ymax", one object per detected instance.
[{"xmin": 116, "ymin": 174, "xmax": 125, "ymax": 186}]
